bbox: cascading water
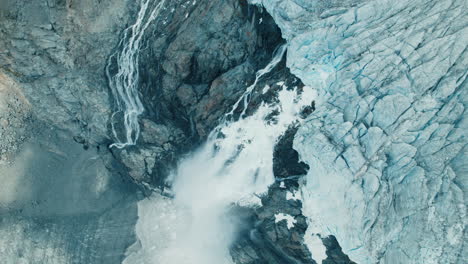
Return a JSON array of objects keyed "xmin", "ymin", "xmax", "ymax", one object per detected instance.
[
  {"xmin": 226, "ymin": 44, "xmax": 287, "ymax": 119},
  {"xmin": 106, "ymin": 0, "xmax": 166, "ymax": 148},
  {"xmin": 124, "ymin": 44, "xmax": 317, "ymax": 264}
]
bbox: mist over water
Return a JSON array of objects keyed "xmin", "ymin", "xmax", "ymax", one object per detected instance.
[{"xmin": 124, "ymin": 44, "xmax": 317, "ymax": 264}]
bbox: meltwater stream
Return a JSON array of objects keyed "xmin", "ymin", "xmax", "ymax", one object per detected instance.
[
  {"xmin": 106, "ymin": 0, "xmax": 166, "ymax": 148},
  {"xmin": 124, "ymin": 44, "xmax": 317, "ymax": 264}
]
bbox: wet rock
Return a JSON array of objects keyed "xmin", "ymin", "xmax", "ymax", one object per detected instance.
[
  {"xmin": 231, "ymin": 124, "xmax": 314, "ymax": 264},
  {"xmin": 118, "ymin": 146, "xmax": 163, "ymax": 183},
  {"xmin": 138, "ymin": 0, "xmax": 284, "ymax": 143},
  {"xmin": 109, "ymin": 0, "xmax": 287, "ymax": 189},
  {"xmin": 273, "ymin": 126, "xmax": 310, "ymax": 178},
  {"xmin": 194, "ymin": 62, "xmax": 256, "ymax": 136},
  {"xmin": 321, "ymin": 236, "xmax": 357, "ymax": 264}
]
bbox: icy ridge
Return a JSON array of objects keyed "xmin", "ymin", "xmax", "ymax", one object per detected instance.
[{"xmin": 252, "ymin": 0, "xmax": 467, "ymax": 263}]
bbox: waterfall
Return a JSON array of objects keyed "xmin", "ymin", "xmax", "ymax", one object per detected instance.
[
  {"xmin": 124, "ymin": 44, "xmax": 317, "ymax": 264},
  {"xmin": 106, "ymin": 0, "xmax": 166, "ymax": 149},
  {"xmin": 226, "ymin": 44, "xmax": 287, "ymax": 120}
]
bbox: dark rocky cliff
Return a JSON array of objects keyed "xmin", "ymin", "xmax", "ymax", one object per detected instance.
[{"xmin": 111, "ymin": 0, "xmax": 286, "ymax": 189}]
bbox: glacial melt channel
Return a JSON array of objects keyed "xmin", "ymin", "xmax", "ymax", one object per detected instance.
[
  {"xmin": 106, "ymin": 0, "xmax": 166, "ymax": 148},
  {"xmin": 123, "ymin": 44, "xmax": 317, "ymax": 264}
]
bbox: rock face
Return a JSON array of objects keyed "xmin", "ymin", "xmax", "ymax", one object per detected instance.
[
  {"xmin": 0, "ymin": 0, "xmax": 136, "ymax": 145},
  {"xmin": 228, "ymin": 64, "xmax": 316, "ymax": 264},
  {"xmin": 253, "ymin": 0, "xmax": 467, "ymax": 263},
  {"xmin": 139, "ymin": 0, "xmax": 283, "ymax": 137},
  {"xmin": 0, "ymin": 0, "xmax": 286, "ymax": 189},
  {"xmin": 106, "ymin": 0, "xmax": 286, "ymax": 187}
]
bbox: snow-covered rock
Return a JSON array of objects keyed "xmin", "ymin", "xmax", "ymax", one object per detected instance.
[{"xmin": 275, "ymin": 213, "xmax": 297, "ymax": 229}]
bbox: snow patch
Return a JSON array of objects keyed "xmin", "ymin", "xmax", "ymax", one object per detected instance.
[
  {"xmin": 274, "ymin": 213, "xmax": 297, "ymax": 229},
  {"xmin": 286, "ymin": 190, "xmax": 301, "ymax": 201},
  {"xmin": 304, "ymin": 234, "xmax": 327, "ymax": 264}
]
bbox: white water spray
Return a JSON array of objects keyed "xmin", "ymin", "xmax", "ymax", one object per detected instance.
[
  {"xmin": 124, "ymin": 44, "xmax": 317, "ymax": 264},
  {"xmin": 106, "ymin": 0, "xmax": 166, "ymax": 149}
]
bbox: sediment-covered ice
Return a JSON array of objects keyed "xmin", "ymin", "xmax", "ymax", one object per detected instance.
[{"xmin": 252, "ymin": 0, "xmax": 467, "ymax": 263}]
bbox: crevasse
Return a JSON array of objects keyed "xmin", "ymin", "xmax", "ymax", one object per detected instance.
[{"xmin": 252, "ymin": 0, "xmax": 467, "ymax": 263}]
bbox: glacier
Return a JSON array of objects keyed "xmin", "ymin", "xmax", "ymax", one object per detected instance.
[{"xmin": 252, "ymin": 0, "xmax": 467, "ymax": 263}]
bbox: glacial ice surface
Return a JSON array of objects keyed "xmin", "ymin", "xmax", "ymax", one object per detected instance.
[{"xmin": 253, "ymin": 0, "xmax": 467, "ymax": 263}]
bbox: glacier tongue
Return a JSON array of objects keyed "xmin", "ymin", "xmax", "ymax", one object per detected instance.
[{"xmin": 253, "ymin": 0, "xmax": 467, "ymax": 263}]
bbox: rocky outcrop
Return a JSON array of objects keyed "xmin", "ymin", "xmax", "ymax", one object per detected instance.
[
  {"xmin": 228, "ymin": 64, "xmax": 315, "ymax": 263},
  {"xmin": 139, "ymin": 0, "xmax": 283, "ymax": 136},
  {"xmin": 321, "ymin": 236, "xmax": 357, "ymax": 264},
  {"xmin": 273, "ymin": 126, "xmax": 309, "ymax": 178},
  {"xmin": 231, "ymin": 180, "xmax": 313, "ymax": 264},
  {"xmin": 110, "ymin": 0, "xmax": 285, "ymax": 187},
  {"xmin": 0, "ymin": 0, "xmax": 137, "ymax": 145}
]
